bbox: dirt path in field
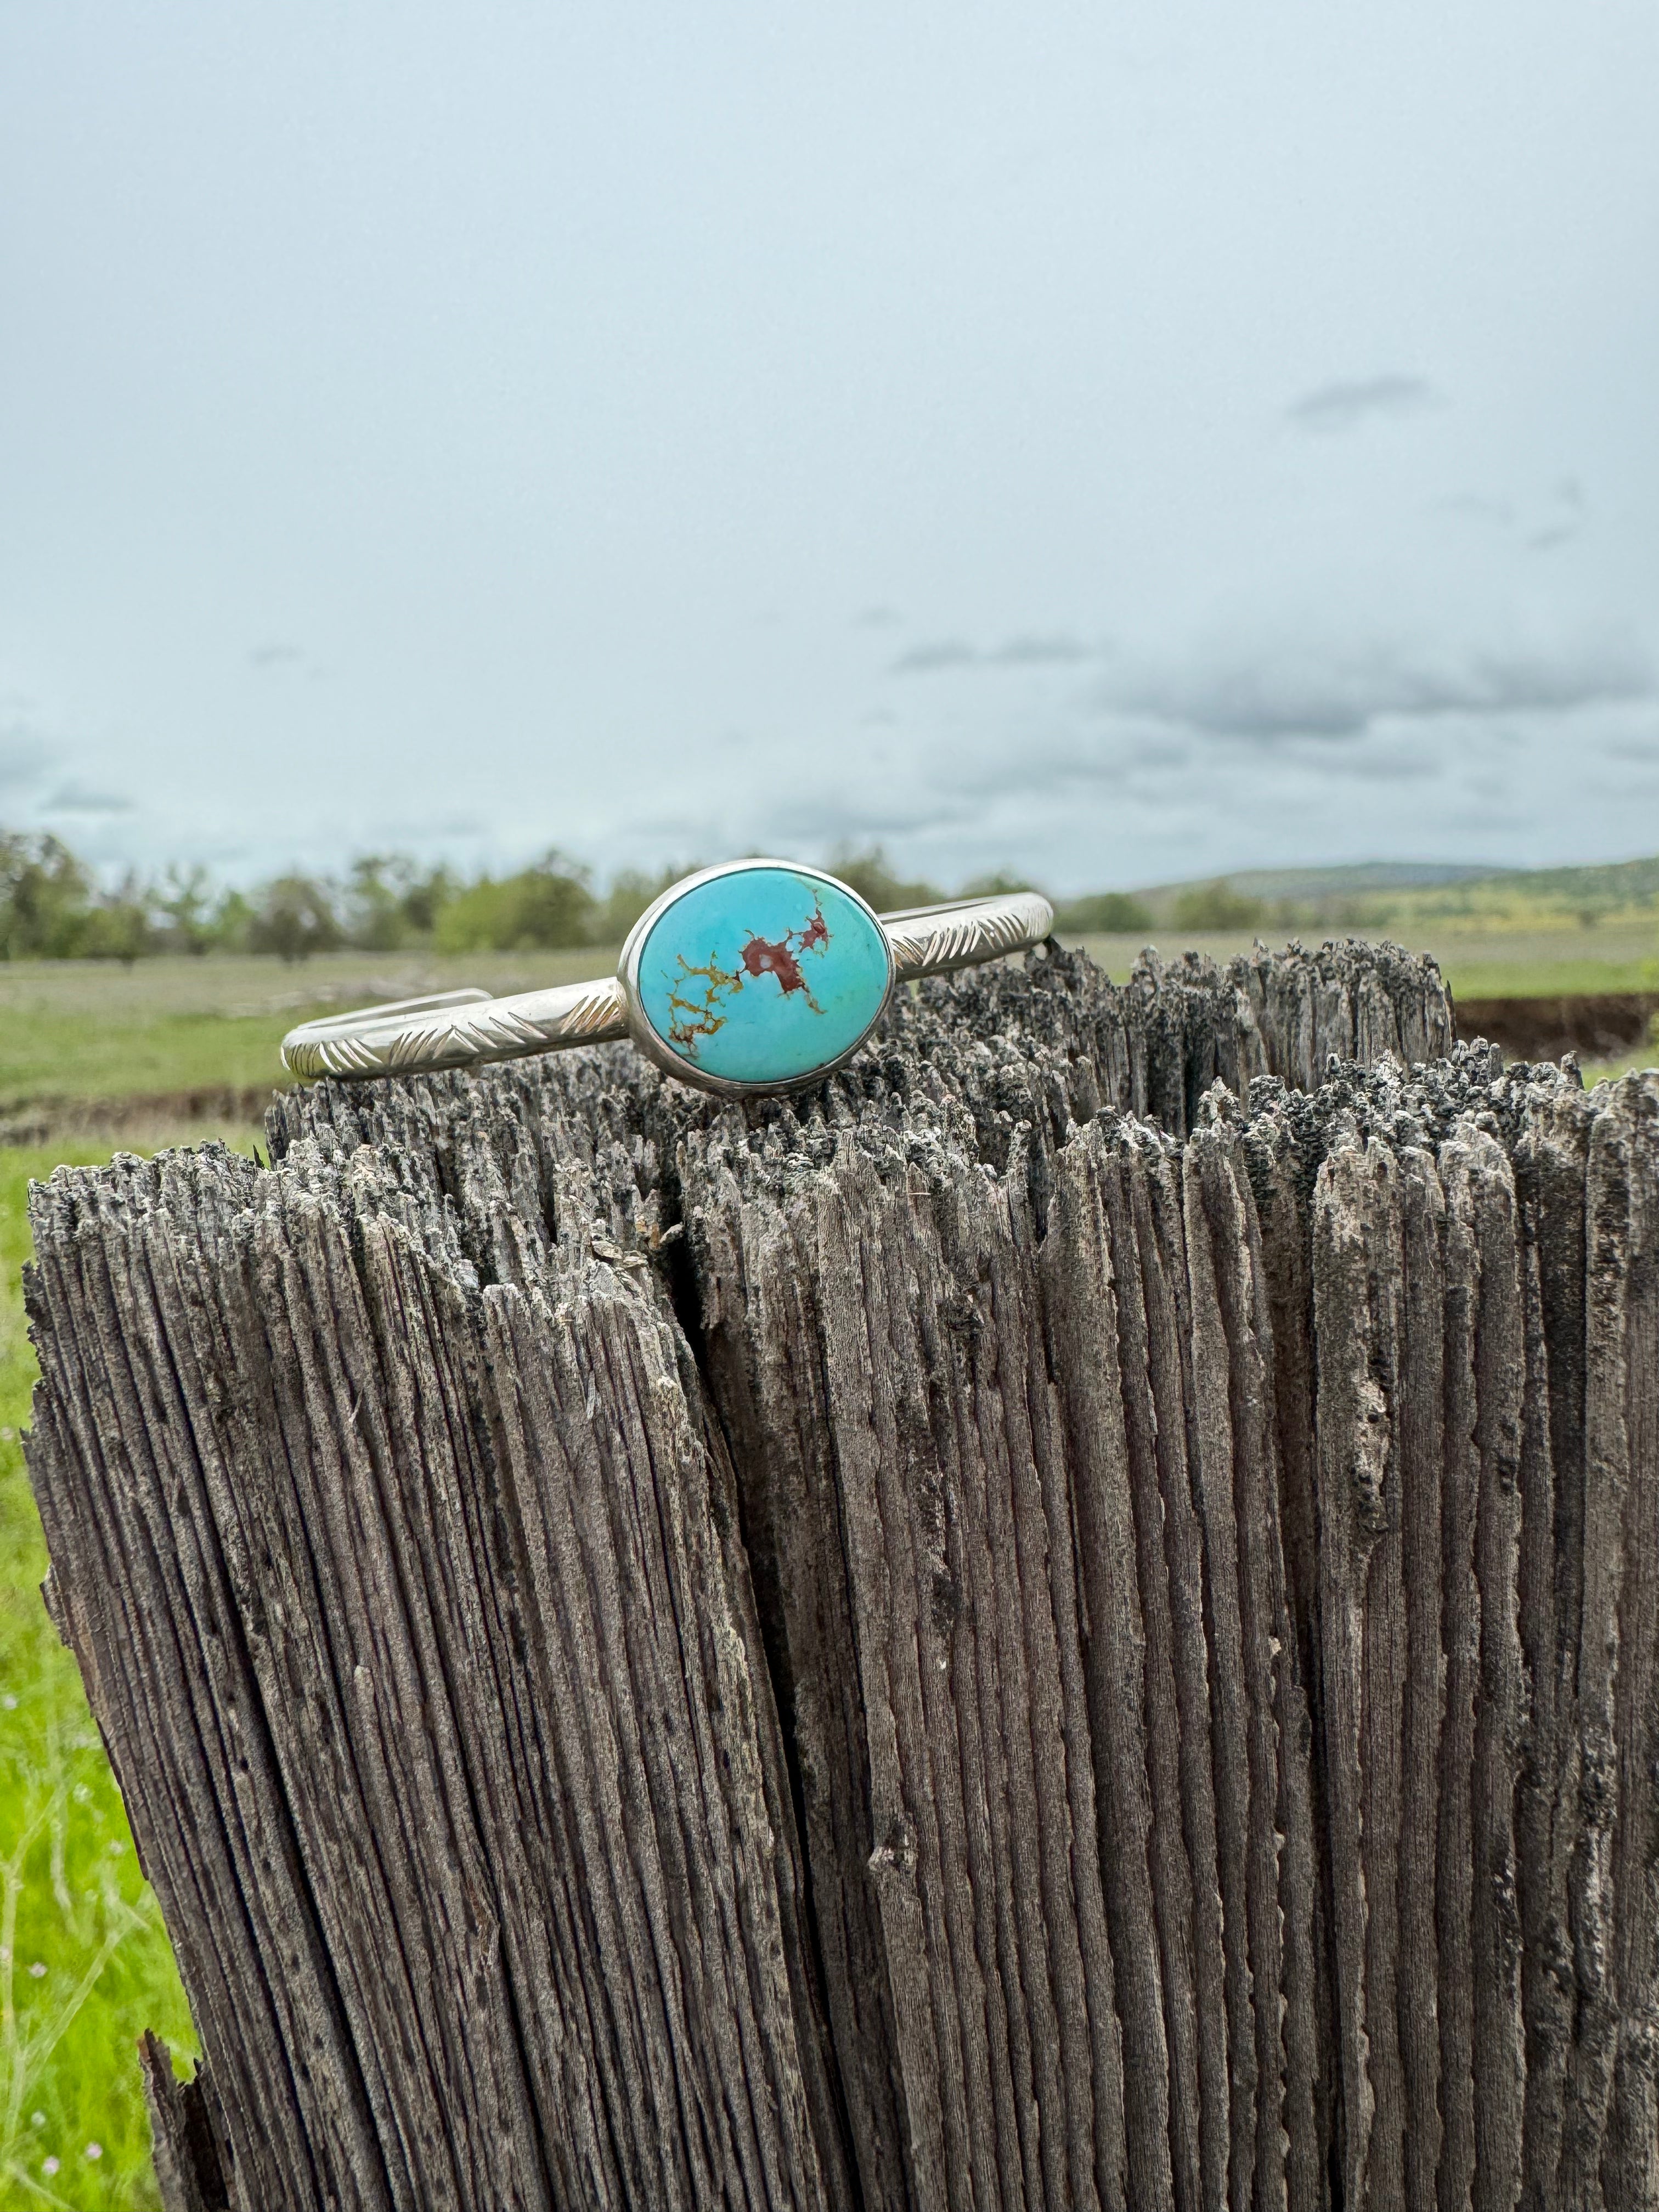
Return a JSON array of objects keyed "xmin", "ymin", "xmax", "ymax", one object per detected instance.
[
  {"xmin": 0, "ymin": 1085, "xmax": 282, "ymax": 1148},
  {"xmin": 1453, "ymin": 992, "xmax": 1659, "ymax": 1063}
]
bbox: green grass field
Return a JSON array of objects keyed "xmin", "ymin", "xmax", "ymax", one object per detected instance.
[
  {"xmin": 1, "ymin": 1143, "xmax": 233, "ymax": 2210},
  {"xmin": 0, "ymin": 947, "xmax": 610, "ymax": 1116}
]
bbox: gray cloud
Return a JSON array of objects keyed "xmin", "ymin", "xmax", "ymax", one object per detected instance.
[
  {"xmin": 1528, "ymin": 481, "xmax": 1587, "ymax": 550},
  {"xmin": 889, "ymin": 638, "xmax": 978, "ymax": 674},
  {"xmin": 890, "ymin": 632, "xmax": 1093, "ymax": 675},
  {"xmin": 958, "ymin": 725, "xmax": 1436, "ymax": 820},
  {"xmin": 1097, "ymin": 635, "xmax": 1652, "ymax": 741},
  {"xmin": 882, "ymin": 631, "xmax": 1639, "ymax": 865},
  {"xmin": 1286, "ymin": 374, "xmax": 1438, "ymax": 433},
  {"xmin": 853, "ymin": 605, "xmax": 904, "ymax": 629},
  {"xmin": 947, "ymin": 726, "xmax": 1196, "ymax": 802},
  {"xmin": 737, "ymin": 623, "xmax": 1655, "ymax": 895},
  {"xmin": 249, "ymin": 641, "xmax": 304, "ymax": 668},
  {"xmin": 1435, "ymin": 478, "xmax": 1588, "ymax": 554},
  {"xmin": 1120, "ymin": 736, "xmax": 1194, "ymax": 775},
  {"xmin": 1435, "ymin": 492, "xmax": 1515, "ymax": 527},
  {"xmin": 42, "ymin": 782, "xmax": 136, "ymax": 814}
]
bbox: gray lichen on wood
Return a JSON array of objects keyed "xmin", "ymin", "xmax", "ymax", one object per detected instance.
[{"xmin": 24, "ymin": 936, "xmax": 1659, "ymax": 2210}]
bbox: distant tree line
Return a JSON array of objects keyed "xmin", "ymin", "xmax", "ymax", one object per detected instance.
[
  {"xmin": 1, "ymin": 831, "xmax": 1159, "ymax": 963},
  {"xmin": 0, "ymin": 832, "xmax": 685, "ymax": 963}
]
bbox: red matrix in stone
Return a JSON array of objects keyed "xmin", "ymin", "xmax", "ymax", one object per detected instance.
[
  {"xmin": 740, "ymin": 922, "xmax": 819, "ymax": 996},
  {"xmin": 664, "ymin": 893, "xmax": 831, "ymax": 1051}
]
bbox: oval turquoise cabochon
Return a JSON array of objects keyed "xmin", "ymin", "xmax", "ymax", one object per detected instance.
[{"xmin": 635, "ymin": 866, "xmax": 893, "ymax": 1087}]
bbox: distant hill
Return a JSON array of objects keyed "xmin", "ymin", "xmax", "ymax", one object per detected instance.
[
  {"xmin": 1474, "ymin": 854, "xmax": 1659, "ymax": 906},
  {"xmin": 1102, "ymin": 854, "xmax": 1659, "ymax": 933},
  {"xmin": 1154, "ymin": 860, "xmax": 1507, "ymax": 900}
]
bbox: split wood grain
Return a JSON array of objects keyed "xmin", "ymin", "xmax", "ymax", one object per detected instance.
[
  {"xmin": 140, "ymin": 2033, "xmax": 229, "ymax": 2212},
  {"xmin": 28, "ymin": 1138, "xmax": 852, "ymax": 2212}
]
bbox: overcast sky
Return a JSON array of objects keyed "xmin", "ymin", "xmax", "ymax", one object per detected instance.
[{"xmin": 3, "ymin": 0, "xmax": 1656, "ymax": 894}]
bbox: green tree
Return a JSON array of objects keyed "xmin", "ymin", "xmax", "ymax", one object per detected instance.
[
  {"xmin": 341, "ymin": 854, "xmax": 458, "ymax": 949},
  {"xmin": 1054, "ymin": 890, "xmax": 1155, "ymax": 934},
  {"xmin": 596, "ymin": 865, "xmax": 682, "ymax": 946},
  {"xmin": 345, "ymin": 856, "xmax": 413, "ymax": 951},
  {"xmin": 248, "ymin": 873, "xmax": 343, "ymax": 962},
  {"xmin": 825, "ymin": 846, "xmax": 945, "ymax": 913},
  {"xmin": 0, "ymin": 833, "xmax": 96, "ymax": 958},
  {"xmin": 1171, "ymin": 879, "xmax": 1266, "ymax": 932},
  {"xmin": 398, "ymin": 862, "xmax": 456, "ymax": 939},
  {"xmin": 76, "ymin": 874, "xmax": 154, "ymax": 965},
  {"xmin": 153, "ymin": 865, "xmax": 217, "ymax": 955},
  {"xmin": 206, "ymin": 887, "xmax": 256, "ymax": 953},
  {"xmin": 433, "ymin": 852, "xmax": 597, "ymax": 952},
  {"xmin": 959, "ymin": 869, "xmax": 1035, "ymax": 899}
]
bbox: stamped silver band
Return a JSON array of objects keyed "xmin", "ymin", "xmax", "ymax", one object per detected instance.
[{"xmin": 281, "ymin": 873, "xmax": 1053, "ymax": 1090}]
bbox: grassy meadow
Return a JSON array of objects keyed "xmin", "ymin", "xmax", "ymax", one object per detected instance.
[
  {"xmin": 0, "ymin": 891, "xmax": 1656, "ymax": 2199},
  {"xmin": 1, "ymin": 1143, "xmax": 221, "ymax": 2210},
  {"xmin": 0, "ymin": 945, "xmax": 610, "ymax": 1126}
]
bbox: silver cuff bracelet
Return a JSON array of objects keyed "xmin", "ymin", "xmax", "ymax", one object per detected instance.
[{"xmin": 283, "ymin": 859, "xmax": 1053, "ymax": 1100}]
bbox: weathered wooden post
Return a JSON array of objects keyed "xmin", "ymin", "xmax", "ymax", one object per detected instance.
[{"xmin": 24, "ymin": 940, "xmax": 1659, "ymax": 2209}]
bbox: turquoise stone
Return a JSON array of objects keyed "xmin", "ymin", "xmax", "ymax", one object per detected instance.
[{"xmin": 635, "ymin": 866, "xmax": 892, "ymax": 1087}]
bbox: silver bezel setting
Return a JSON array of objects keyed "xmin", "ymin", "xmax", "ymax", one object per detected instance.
[{"xmin": 617, "ymin": 857, "xmax": 898, "ymax": 1099}]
